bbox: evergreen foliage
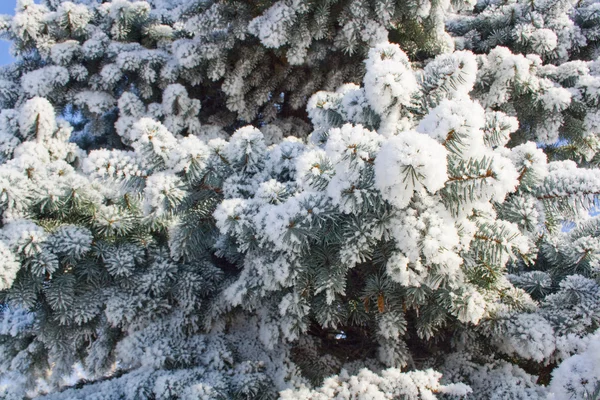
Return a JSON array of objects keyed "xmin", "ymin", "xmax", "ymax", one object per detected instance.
[{"xmin": 0, "ymin": 0, "xmax": 598, "ymax": 399}]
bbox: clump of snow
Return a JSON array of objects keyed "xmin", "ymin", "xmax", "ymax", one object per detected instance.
[
  {"xmin": 19, "ymin": 97, "xmax": 56, "ymax": 141},
  {"xmin": 548, "ymin": 331, "xmax": 600, "ymax": 399},
  {"xmin": 363, "ymin": 43, "xmax": 417, "ymax": 115},
  {"xmin": 374, "ymin": 131, "xmax": 448, "ymax": 209},
  {"xmin": 0, "ymin": 240, "xmax": 20, "ymax": 290}
]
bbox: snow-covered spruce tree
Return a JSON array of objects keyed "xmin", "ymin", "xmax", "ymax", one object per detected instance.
[
  {"xmin": 447, "ymin": 0, "xmax": 600, "ymax": 167},
  {"xmin": 0, "ymin": 0, "xmax": 470, "ymax": 136},
  {"xmin": 213, "ymin": 42, "xmax": 600, "ymax": 399},
  {"xmin": 0, "ymin": 1, "xmax": 477, "ymax": 398},
  {"xmin": 447, "ymin": 0, "xmax": 600, "ymax": 63},
  {"xmin": 0, "ymin": 96, "xmax": 285, "ymax": 399},
  {"xmin": 0, "ymin": 1, "xmax": 599, "ymax": 400}
]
